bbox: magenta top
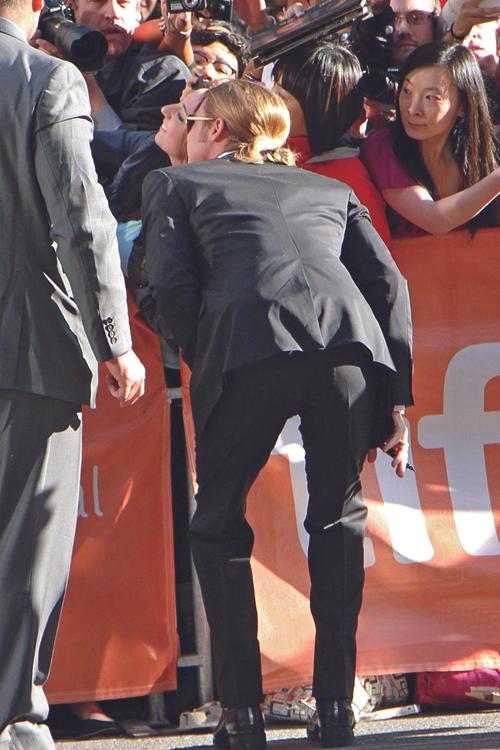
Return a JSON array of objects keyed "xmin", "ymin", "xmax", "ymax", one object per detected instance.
[
  {"xmin": 361, "ymin": 126, "xmax": 499, "ymax": 235},
  {"xmin": 360, "ymin": 127, "xmax": 427, "ymax": 238}
]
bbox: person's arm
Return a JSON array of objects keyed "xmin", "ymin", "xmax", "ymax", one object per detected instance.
[
  {"xmin": 91, "ymin": 128, "xmax": 154, "ymax": 179},
  {"xmin": 133, "ymin": 10, "xmax": 194, "ymax": 63},
  {"xmin": 160, "ymin": 12, "xmax": 194, "ymax": 67},
  {"xmin": 340, "ymin": 193, "xmax": 414, "ymax": 475},
  {"xmin": 142, "ymin": 169, "xmax": 201, "ymax": 367},
  {"xmin": 106, "ymin": 133, "xmax": 170, "ymax": 220},
  {"xmin": 340, "ymin": 193, "xmax": 414, "ymax": 396},
  {"xmin": 442, "ymin": 0, "xmax": 500, "ymax": 42},
  {"xmin": 33, "ymin": 61, "xmax": 144, "ymax": 405},
  {"xmin": 82, "ymin": 72, "xmax": 123, "ymax": 130},
  {"xmin": 382, "ymin": 167, "xmax": 500, "ymax": 235},
  {"xmin": 133, "ymin": 17, "xmax": 163, "ymax": 46}
]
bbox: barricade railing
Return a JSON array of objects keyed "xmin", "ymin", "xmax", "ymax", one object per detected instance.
[{"xmin": 47, "ymin": 227, "xmax": 500, "ymax": 705}]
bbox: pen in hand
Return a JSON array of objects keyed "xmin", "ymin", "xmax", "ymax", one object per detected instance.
[{"xmin": 387, "ymin": 446, "xmax": 416, "ymax": 473}]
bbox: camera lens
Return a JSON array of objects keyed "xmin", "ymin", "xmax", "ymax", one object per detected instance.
[
  {"xmin": 360, "ymin": 69, "xmax": 397, "ymax": 105},
  {"xmin": 182, "ymin": 0, "xmax": 206, "ymax": 10}
]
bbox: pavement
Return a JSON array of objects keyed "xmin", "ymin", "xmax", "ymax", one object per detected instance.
[{"xmin": 56, "ymin": 709, "xmax": 500, "ymax": 750}]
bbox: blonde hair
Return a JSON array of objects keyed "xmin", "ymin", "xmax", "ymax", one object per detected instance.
[{"xmin": 203, "ymin": 80, "xmax": 296, "ymax": 166}]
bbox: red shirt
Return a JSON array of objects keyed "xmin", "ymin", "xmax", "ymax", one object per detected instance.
[{"xmin": 288, "ymin": 135, "xmax": 392, "ymax": 249}]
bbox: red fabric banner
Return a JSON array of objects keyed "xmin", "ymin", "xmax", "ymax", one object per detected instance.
[
  {"xmin": 182, "ymin": 228, "xmax": 500, "ymax": 691},
  {"xmin": 46, "ymin": 304, "xmax": 177, "ymax": 703}
]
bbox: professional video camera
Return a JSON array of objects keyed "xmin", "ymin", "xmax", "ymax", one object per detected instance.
[
  {"xmin": 359, "ymin": 67, "xmax": 398, "ymax": 104},
  {"xmin": 248, "ymin": 0, "xmax": 371, "ymax": 67},
  {"xmin": 350, "ymin": 6, "xmax": 399, "ymax": 104},
  {"xmin": 166, "ymin": 0, "xmax": 233, "ymax": 23},
  {"xmin": 38, "ymin": 0, "xmax": 108, "ymax": 71}
]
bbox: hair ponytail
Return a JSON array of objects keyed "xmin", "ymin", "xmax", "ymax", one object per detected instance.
[
  {"xmin": 235, "ymin": 135, "xmax": 296, "ymax": 165},
  {"xmin": 204, "ymin": 80, "xmax": 296, "ymax": 166}
]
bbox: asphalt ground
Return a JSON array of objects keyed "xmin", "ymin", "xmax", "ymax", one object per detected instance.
[{"xmin": 56, "ymin": 709, "xmax": 500, "ymax": 750}]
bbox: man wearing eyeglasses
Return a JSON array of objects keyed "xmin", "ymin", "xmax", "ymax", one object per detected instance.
[
  {"xmin": 390, "ymin": 0, "xmax": 442, "ymax": 66},
  {"xmin": 191, "ymin": 26, "xmax": 245, "ymax": 82}
]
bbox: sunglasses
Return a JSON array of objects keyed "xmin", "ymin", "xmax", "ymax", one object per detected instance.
[
  {"xmin": 173, "ymin": 108, "xmax": 215, "ymax": 132},
  {"xmin": 185, "ymin": 114, "xmax": 216, "ymax": 132}
]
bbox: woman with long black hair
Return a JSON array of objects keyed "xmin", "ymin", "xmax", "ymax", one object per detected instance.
[{"xmin": 361, "ymin": 41, "xmax": 500, "ymax": 236}]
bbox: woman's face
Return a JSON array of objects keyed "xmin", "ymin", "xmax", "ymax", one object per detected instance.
[
  {"xmin": 399, "ymin": 64, "xmax": 463, "ymax": 143},
  {"xmin": 155, "ymin": 103, "xmax": 188, "ymax": 164},
  {"xmin": 154, "ymin": 92, "xmax": 207, "ymax": 165},
  {"xmin": 272, "ymin": 81, "xmax": 307, "ymax": 138}
]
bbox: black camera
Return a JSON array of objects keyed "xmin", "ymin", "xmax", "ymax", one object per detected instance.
[
  {"xmin": 349, "ymin": 6, "xmax": 394, "ymax": 69},
  {"xmin": 38, "ymin": 0, "xmax": 108, "ymax": 71},
  {"xmin": 359, "ymin": 67, "xmax": 398, "ymax": 104},
  {"xmin": 349, "ymin": 6, "xmax": 399, "ymax": 104},
  {"xmin": 166, "ymin": 0, "xmax": 233, "ymax": 22}
]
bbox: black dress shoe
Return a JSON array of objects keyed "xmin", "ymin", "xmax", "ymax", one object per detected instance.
[
  {"xmin": 79, "ymin": 718, "xmax": 121, "ymax": 739},
  {"xmin": 307, "ymin": 699, "xmax": 355, "ymax": 747},
  {"xmin": 213, "ymin": 706, "xmax": 266, "ymax": 750}
]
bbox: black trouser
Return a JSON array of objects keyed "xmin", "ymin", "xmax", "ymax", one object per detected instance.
[
  {"xmin": 189, "ymin": 348, "xmax": 376, "ymax": 708},
  {"xmin": 0, "ymin": 390, "xmax": 82, "ymax": 748}
]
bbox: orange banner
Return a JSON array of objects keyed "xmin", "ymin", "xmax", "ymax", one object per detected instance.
[
  {"xmin": 183, "ymin": 228, "xmax": 500, "ymax": 691},
  {"xmin": 47, "ymin": 304, "xmax": 177, "ymax": 703}
]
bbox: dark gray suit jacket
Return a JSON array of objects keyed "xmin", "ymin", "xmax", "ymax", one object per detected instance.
[
  {"xmin": 0, "ymin": 18, "xmax": 131, "ymax": 406},
  {"xmin": 143, "ymin": 158, "xmax": 413, "ymax": 435},
  {"xmin": 95, "ymin": 44, "xmax": 190, "ymax": 132}
]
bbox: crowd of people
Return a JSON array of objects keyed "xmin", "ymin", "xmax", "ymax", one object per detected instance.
[
  {"xmin": 0, "ymin": 0, "xmax": 499, "ymax": 748},
  {"xmin": 33, "ymin": 0, "xmax": 500, "ymax": 249}
]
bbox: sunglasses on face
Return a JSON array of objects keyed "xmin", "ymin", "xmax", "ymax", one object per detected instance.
[
  {"xmin": 174, "ymin": 106, "xmax": 216, "ymax": 132},
  {"xmin": 186, "ymin": 114, "xmax": 216, "ymax": 132}
]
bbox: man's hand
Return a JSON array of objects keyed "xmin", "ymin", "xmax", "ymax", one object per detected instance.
[
  {"xmin": 29, "ymin": 30, "xmax": 64, "ymax": 58},
  {"xmin": 104, "ymin": 349, "xmax": 146, "ymax": 407},
  {"xmin": 167, "ymin": 10, "xmax": 193, "ymax": 35},
  {"xmin": 367, "ymin": 410, "xmax": 409, "ymax": 478},
  {"xmin": 180, "ymin": 84, "xmax": 221, "ymax": 107}
]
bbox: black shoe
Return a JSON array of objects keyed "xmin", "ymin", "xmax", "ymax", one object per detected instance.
[
  {"xmin": 307, "ymin": 699, "xmax": 355, "ymax": 747},
  {"xmin": 213, "ymin": 706, "xmax": 266, "ymax": 750},
  {"xmin": 79, "ymin": 718, "xmax": 121, "ymax": 739}
]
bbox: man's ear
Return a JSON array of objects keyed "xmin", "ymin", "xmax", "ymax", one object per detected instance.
[
  {"xmin": 32, "ymin": 0, "xmax": 44, "ymax": 13},
  {"xmin": 210, "ymin": 117, "xmax": 229, "ymax": 143}
]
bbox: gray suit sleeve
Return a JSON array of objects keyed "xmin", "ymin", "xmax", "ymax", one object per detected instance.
[
  {"xmin": 33, "ymin": 61, "xmax": 131, "ymax": 361},
  {"xmin": 340, "ymin": 192, "xmax": 414, "ymax": 406}
]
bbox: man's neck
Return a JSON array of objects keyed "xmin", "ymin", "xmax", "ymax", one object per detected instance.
[
  {"xmin": 208, "ymin": 139, "xmax": 236, "ymax": 160},
  {"xmin": 0, "ymin": 12, "xmax": 36, "ymax": 41}
]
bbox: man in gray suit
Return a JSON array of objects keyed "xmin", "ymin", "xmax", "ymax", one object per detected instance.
[
  {"xmin": 143, "ymin": 80, "xmax": 413, "ymax": 749},
  {"xmin": 0, "ymin": 0, "xmax": 145, "ymax": 747}
]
